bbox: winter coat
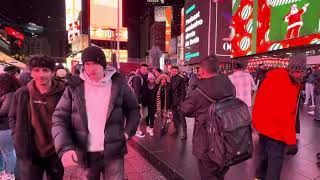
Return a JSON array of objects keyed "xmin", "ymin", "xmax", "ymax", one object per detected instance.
[
  {"xmin": 0, "ymin": 92, "xmax": 14, "ymax": 130},
  {"xmin": 252, "ymin": 68, "xmax": 301, "ymax": 145},
  {"xmin": 313, "ymin": 70, "xmax": 320, "ymax": 95},
  {"xmin": 171, "ymin": 74, "xmax": 186, "ymax": 107},
  {"xmin": 8, "ymin": 80, "xmax": 65, "ymax": 160},
  {"xmin": 146, "ymin": 85, "xmax": 158, "ymax": 115},
  {"xmin": 180, "ymin": 76, "xmax": 235, "ymax": 160},
  {"xmin": 132, "ymin": 71, "xmax": 148, "ymax": 106},
  {"xmin": 52, "ymin": 72, "xmax": 140, "ymax": 166}
]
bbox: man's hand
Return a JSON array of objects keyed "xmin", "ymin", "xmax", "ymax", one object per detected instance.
[{"xmin": 61, "ymin": 150, "xmax": 79, "ymax": 168}]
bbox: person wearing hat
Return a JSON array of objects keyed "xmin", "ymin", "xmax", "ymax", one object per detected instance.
[
  {"xmin": 253, "ymin": 56, "xmax": 306, "ymax": 180},
  {"xmin": 52, "ymin": 46, "xmax": 140, "ymax": 179}
]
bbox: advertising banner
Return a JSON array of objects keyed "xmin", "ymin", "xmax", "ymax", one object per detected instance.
[{"xmin": 232, "ymin": 0, "xmax": 320, "ymax": 58}]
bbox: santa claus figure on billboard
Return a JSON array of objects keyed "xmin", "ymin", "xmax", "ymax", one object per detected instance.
[{"xmin": 284, "ymin": 3, "xmax": 309, "ymax": 39}]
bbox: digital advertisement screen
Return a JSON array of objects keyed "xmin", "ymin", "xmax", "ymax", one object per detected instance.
[
  {"xmin": 184, "ymin": 0, "xmax": 231, "ymax": 64},
  {"xmin": 90, "ymin": 0, "xmax": 127, "ymax": 41},
  {"xmin": 232, "ymin": 0, "xmax": 320, "ymax": 58}
]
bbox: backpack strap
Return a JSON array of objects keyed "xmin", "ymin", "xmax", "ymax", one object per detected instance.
[{"xmin": 195, "ymin": 87, "xmax": 216, "ymax": 103}]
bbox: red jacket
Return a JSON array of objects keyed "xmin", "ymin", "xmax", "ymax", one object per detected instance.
[{"xmin": 252, "ymin": 68, "xmax": 301, "ymax": 145}]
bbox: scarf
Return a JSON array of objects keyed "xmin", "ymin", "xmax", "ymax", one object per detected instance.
[{"xmin": 156, "ymin": 85, "xmax": 168, "ymax": 118}]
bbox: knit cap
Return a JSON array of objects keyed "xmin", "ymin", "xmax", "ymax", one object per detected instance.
[{"xmin": 81, "ymin": 46, "xmax": 107, "ymax": 69}]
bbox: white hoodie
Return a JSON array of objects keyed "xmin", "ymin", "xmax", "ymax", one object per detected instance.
[{"xmin": 80, "ymin": 66, "xmax": 116, "ymax": 152}]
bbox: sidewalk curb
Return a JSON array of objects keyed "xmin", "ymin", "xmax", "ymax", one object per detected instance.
[{"xmin": 128, "ymin": 139, "xmax": 184, "ymax": 180}]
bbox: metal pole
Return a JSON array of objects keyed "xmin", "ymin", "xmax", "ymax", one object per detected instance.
[{"xmin": 117, "ymin": 0, "xmax": 120, "ymax": 69}]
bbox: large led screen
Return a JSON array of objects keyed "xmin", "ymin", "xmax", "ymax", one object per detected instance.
[
  {"xmin": 232, "ymin": 0, "xmax": 320, "ymax": 58},
  {"xmin": 184, "ymin": 0, "xmax": 232, "ymax": 64},
  {"xmin": 90, "ymin": 0, "xmax": 127, "ymax": 41}
]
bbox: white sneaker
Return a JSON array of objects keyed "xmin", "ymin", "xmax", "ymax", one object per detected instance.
[
  {"xmin": 0, "ymin": 171, "xmax": 5, "ymax": 179},
  {"xmin": 146, "ymin": 127, "xmax": 150, "ymax": 134},
  {"xmin": 3, "ymin": 173, "xmax": 15, "ymax": 180},
  {"xmin": 308, "ymin": 111, "xmax": 315, "ymax": 115},
  {"xmin": 310, "ymin": 105, "xmax": 315, "ymax": 108},
  {"xmin": 304, "ymin": 102, "xmax": 308, "ymax": 105},
  {"xmin": 149, "ymin": 128, "xmax": 154, "ymax": 137},
  {"xmin": 135, "ymin": 130, "xmax": 145, "ymax": 138}
]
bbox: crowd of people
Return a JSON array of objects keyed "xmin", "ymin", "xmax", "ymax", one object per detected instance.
[{"xmin": 0, "ymin": 45, "xmax": 317, "ymax": 180}]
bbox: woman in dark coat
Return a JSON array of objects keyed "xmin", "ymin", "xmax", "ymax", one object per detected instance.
[
  {"xmin": 155, "ymin": 74, "xmax": 172, "ymax": 136},
  {"xmin": 0, "ymin": 74, "xmax": 21, "ymax": 179},
  {"xmin": 145, "ymin": 73, "xmax": 158, "ymax": 137}
]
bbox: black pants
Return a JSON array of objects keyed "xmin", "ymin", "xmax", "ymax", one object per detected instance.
[
  {"xmin": 67, "ymin": 152, "xmax": 124, "ymax": 180},
  {"xmin": 172, "ymin": 106, "xmax": 187, "ymax": 133},
  {"xmin": 198, "ymin": 159, "xmax": 229, "ymax": 180},
  {"xmin": 18, "ymin": 154, "xmax": 64, "ymax": 180},
  {"xmin": 146, "ymin": 112, "xmax": 155, "ymax": 128},
  {"xmin": 255, "ymin": 134, "xmax": 286, "ymax": 180}
]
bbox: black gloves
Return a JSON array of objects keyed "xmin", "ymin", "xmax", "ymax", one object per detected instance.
[{"xmin": 286, "ymin": 144, "xmax": 298, "ymax": 155}]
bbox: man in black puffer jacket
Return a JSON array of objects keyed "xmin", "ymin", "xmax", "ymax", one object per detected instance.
[
  {"xmin": 52, "ymin": 46, "xmax": 140, "ymax": 180},
  {"xmin": 181, "ymin": 55, "xmax": 235, "ymax": 180}
]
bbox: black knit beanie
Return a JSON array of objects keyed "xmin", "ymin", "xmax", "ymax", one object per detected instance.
[{"xmin": 81, "ymin": 46, "xmax": 107, "ymax": 69}]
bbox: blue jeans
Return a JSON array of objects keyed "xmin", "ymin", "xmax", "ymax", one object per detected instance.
[{"xmin": 0, "ymin": 129, "xmax": 16, "ymax": 173}]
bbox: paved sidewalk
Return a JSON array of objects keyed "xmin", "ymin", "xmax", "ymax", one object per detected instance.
[{"xmin": 125, "ymin": 143, "xmax": 166, "ymax": 180}]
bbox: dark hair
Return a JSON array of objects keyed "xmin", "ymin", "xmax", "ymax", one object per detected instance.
[
  {"xmin": 155, "ymin": 68, "xmax": 162, "ymax": 73},
  {"xmin": 140, "ymin": 64, "xmax": 148, "ymax": 68},
  {"xmin": 27, "ymin": 55, "xmax": 56, "ymax": 71},
  {"xmin": 4, "ymin": 65, "xmax": 20, "ymax": 75},
  {"xmin": 200, "ymin": 55, "xmax": 219, "ymax": 73},
  {"xmin": 0, "ymin": 74, "xmax": 21, "ymax": 96},
  {"xmin": 172, "ymin": 66, "xmax": 179, "ymax": 70},
  {"xmin": 233, "ymin": 63, "xmax": 244, "ymax": 70}
]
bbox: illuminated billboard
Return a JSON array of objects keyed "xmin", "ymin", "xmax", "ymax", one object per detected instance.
[
  {"xmin": 184, "ymin": 0, "xmax": 232, "ymax": 64},
  {"xmin": 90, "ymin": 0, "xmax": 127, "ymax": 41},
  {"xmin": 102, "ymin": 49, "xmax": 128, "ymax": 62},
  {"xmin": 232, "ymin": 0, "xmax": 320, "ymax": 58},
  {"xmin": 65, "ymin": 0, "xmax": 81, "ymax": 43}
]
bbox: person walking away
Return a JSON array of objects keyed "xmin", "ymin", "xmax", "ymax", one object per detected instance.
[
  {"xmin": 130, "ymin": 64, "xmax": 149, "ymax": 137},
  {"xmin": 305, "ymin": 68, "xmax": 316, "ymax": 107},
  {"xmin": 0, "ymin": 74, "xmax": 21, "ymax": 180},
  {"xmin": 146, "ymin": 73, "xmax": 158, "ymax": 137},
  {"xmin": 52, "ymin": 46, "xmax": 140, "ymax": 180},
  {"xmin": 170, "ymin": 66, "xmax": 187, "ymax": 140},
  {"xmin": 9, "ymin": 55, "xmax": 65, "ymax": 180},
  {"xmin": 252, "ymin": 57, "xmax": 305, "ymax": 180},
  {"xmin": 229, "ymin": 63, "xmax": 256, "ymax": 108},
  {"xmin": 181, "ymin": 55, "xmax": 235, "ymax": 180}
]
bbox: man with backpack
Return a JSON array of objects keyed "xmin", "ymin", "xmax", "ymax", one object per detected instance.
[
  {"xmin": 129, "ymin": 64, "xmax": 148, "ymax": 137},
  {"xmin": 181, "ymin": 56, "xmax": 236, "ymax": 180},
  {"xmin": 252, "ymin": 56, "xmax": 305, "ymax": 180}
]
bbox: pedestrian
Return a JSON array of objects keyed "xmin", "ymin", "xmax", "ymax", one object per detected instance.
[
  {"xmin": 155, "ymin": 74, "xmax": 172, "ymax": 136},
  {"xmin": 0, "ymin": 74, "xmax": 21, "ymax": 180},
  {"xmin": 146, "ymin": 72, "xmax": 158, "ymax": 137},
  {"xmin": 52, "ymin": 46, "xmax": 140, "ymax": 180},
  {"xmin": 229, "ymin": 63, "xmax": 256, "ymax": 107},
  {"xmin": 130, "ymin": 64, "xmax": 149, "ymax": 138},
  {"xmin": 313, "ymin": 66, "xmax": 320, "ymax": 121},
  {"xmin": 170, "ymin": 66, "xmax": 187, "ymax": 140},
  {"xmin": 181, "ymin": 55, "xmax": 235, "ymax": 180},
  {"xmin": 252, "ymin": 57, "xmax": 305, "ymax": 180},
  {"xmin": 304, "ymin": 68, "xmax": 315, "ymax": 107},
  {"xmin": 3, "ymin": 66, "xmax": 20, "ymax": 78},
  {"xmin": 9, "ymin": 55, "xmax": 65, "ymax": 180},
  {"xmin": 153, "ymin": 68, "xmax": 163, "ymax": 78}
]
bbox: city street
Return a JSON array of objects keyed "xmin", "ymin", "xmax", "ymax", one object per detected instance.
[{"xmin": 130, "ymin": 104, "xmax": 320, "ymax": 180}]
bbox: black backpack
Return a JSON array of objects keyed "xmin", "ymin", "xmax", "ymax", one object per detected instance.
[{"xmin": 196, "ymin": 87, "xmax": 253, "ymax": 168}]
